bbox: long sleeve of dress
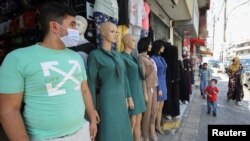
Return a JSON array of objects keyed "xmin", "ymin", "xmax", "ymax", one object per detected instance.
[
  {"xmin": 87, "ymin": 54, "xmax": 99, "ymax": 108},
  {"xmin": 124, "ymin": 63, "xmax": 132, "ymax": 98},
  {"xmin": 138, "ymin": 56, "xmax": 147, "ymax": 96}
]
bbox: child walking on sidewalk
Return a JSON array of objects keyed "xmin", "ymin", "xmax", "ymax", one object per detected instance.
[
  {"xmin": 199, "ymin": 63, "xmax": 211, "ymax": 99},
  {"xmin": 205, "ymin": 79, "xmax": 219, "ymax": 117}
]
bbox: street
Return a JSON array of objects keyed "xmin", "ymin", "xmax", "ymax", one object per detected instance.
[{"xmin": 158, "ymin": 68, "xmax": 250, "ymax": 141}]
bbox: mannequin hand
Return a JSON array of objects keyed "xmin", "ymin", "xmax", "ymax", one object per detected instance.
[
  {"xmin": 128, "ymin": 97, "xmax": 135, "ymax": 109},
  {"xmin": 144, "ymin": 93, "xmax": 148, "ymax": 104},
  {"xmin": 126, "ymin": 99, "xmax": 129, "ymax": 109},
  {"xmin": 95, "ymin": 110, "xmax": 100, "ymax": 124},
  {"xmin": 158, "ymin": 90, "xmax": 163, "ymax": 96},
  {"xmin": 89, "ymin": 121, "xmax": 97, "ymax": 141}
]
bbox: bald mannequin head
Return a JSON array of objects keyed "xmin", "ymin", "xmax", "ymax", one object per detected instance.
[
  {"xmin": 122, "ymin": 34, "xmax": 136, "ymax": 50},
  {"xmin": 76, "ymin": 15, "xmax": 87, "ymax": 40},
  {"xmin": 99, "ymin": 22, "xmax": 118, "ymax": 44}
]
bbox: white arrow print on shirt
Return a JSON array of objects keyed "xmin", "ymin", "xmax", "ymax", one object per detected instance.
[{"xmin": 41, "ymin": 60, "xmax": 81, "ymax": 96}]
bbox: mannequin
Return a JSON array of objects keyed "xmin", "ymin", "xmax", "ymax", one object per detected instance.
[
  {"xmin": 138, "ymin": 37, "xmax": 158, "ymax": 141},
  {"xmin": 151, "ymin": 40, "xmax": 168, "ymax": 134},
  {"xmin": 129, "ymin": 0, "xmax": 146, "ymax": 56},
  {"xmin": 68, "ymin": 15, "xmax": 96, "ymax": 67},
  {"xmin": 162, "ymin": 42, "xmax": 180, "ymax": 119},
  {"xmin": 93, "ymin": 0, "xmax": 119, "ymax": 48},
  {"xmin": 121, "ymin": 34, "xmax": 146, "ymax": 141},
  {"xmin": 87, "ymin": 22, "xmax": 133, "ymax": 141},
  {"xmin": 179, "ymin": 52, "xmax": 192, "ymax": 104}
]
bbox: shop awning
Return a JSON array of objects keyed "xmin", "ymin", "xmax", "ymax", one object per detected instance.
[
  {"xmin": 190, "ymin": 38, "xmax": 206, "ymax": 53},
  {"xmin": 190, "ymin": 38, "xmax": 205, "ymax": 46}
]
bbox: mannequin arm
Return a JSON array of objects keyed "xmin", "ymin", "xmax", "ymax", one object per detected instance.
[
  {"xmin": 87, "ymin": 54, "xmax": 99, "ymax": 109},
  {"xmin": 124, "ymin": 63, "xmax": 134, "ymax": 109},
  {"xmin": 138, "ymin": 56, "xmax": 148, "ymax": 103}
]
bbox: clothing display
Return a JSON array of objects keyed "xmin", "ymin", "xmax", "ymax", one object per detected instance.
[
  {"xmin": 117, "ymin": 0, "xmax": 129, "ymax": 27},
  {"xmin": 129, "ymin": 0, "xmax": 145, "ymax": 28},
  {"xmin": 121, "ymin": 52, "xmax": 146, "ymax": 115},
  {"xmin": 151, "ymin": 55, "xmax": 168, "ymax": 101},
  {"xmin": 179, "ymin": 59, "xmax": 191, "ymax": 102},
  {"xmin": 128, "ymin": 0, "xmax": 145, "ymax": 57},
  {"xmin": 93, "ymin": 0, "xmax": 119, "ymax": 20},
  {"xmin": 93, "ymin": 0, "xmax": 119, "ymax": 48},
  {"xmin": 162, "ymin": 43, "xmax": 180, "ymax": 117},
  {"xmin": 117, "ymin": 25, "xmax": 129, "ymax": 52},
  {"xmin": 0, "ymin": 44, "xmax": 87, "ymax": 140},
  {"xmin": 87, "ymin": 48, "xmax": 133, "ymax": 141},
  {"xmin": 93, "ymin": 11, "xmax": 118, "ymax": 48},
  {"xmin": 142, "ymin": 1, "xmax": 150, "ymax": 30},
  {"xmin": 69, "ymin": 42, "xmax": 96, "ymax": 67},
  {"xmin": 138, "ymin": 53, "xmax": 158, "ymax": 140},
  {"xmin": 141, "ymin": 28, "xmax": 149, "ymax": 38}
]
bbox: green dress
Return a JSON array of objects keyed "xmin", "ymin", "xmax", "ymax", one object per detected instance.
[
  {"xmin": 121, "ymin": 52, "xmax": 146, "ymax": 115},
  {"xmin": 87, "ymin": 48, "xmax": 133, "ymax": 141}
]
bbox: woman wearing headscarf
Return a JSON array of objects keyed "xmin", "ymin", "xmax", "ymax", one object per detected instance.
[{"xmin": 227, "ymin": 56, "xmax": 244, "ymax": 105}]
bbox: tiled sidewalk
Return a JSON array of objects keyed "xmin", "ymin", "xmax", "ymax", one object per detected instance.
[{"xmin": 158, "ymin": 73, "xmax": 201, "ymax": 141}]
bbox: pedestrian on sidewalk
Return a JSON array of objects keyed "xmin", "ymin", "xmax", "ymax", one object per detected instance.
[
  {"xmin": 205, "ymin": 79, "xmax": 219, "ymax": 117},
  {"xmin": 227, "ymin": 57, "xmax": 244, "ymax": 105},
  {"xmin": 199, "ymin": 63, "xmax": 211, "ymax": 99}
]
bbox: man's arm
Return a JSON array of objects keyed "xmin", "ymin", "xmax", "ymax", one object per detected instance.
[
  {"xmin": 81, "ymin": 81, "xmax": 97, "ymax": 140},
  {"xmin": 0, "ymin": 93, "xmax": 30, "ymax": 141}
]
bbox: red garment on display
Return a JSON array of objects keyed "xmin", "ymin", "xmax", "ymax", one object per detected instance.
[
  {"xmin": 23, "ymin": 10, "xmax": 37, "ymax": 28},
  {"xmin": 10, "ymin": 17, "xmax": 20, "ymax": 33}
]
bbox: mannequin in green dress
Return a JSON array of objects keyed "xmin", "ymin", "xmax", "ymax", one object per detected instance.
[
  {"xmin": 87, "ymin": 22, "xmax": 133, "ymax": 141},
  {"xmin": 121, "ymin": 34, "xmax": 146, "ymax": 141}
]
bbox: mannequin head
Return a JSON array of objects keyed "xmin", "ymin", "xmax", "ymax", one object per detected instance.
[
  {"xmin": 75, "ymin": 15, "xmax": 87, "ymax": 39},
  {"xmin": 152, "ymin": 40, "xmax": 164, "ymax": 56},
  {"xmin": 138, "ymin": 37, "xmax": 152, "ymax": 53},
  {"xmin": 99, "ymin": 22, "xmax": 118, "ymax": 44},
  {"xmin": 122, "ymin": 34, "xmax": 136, "ymax": 50}
]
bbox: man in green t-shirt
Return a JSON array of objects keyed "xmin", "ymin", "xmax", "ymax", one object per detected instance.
[{"xmin": 0, "ymin": 2, "xmax": 97, "ymax": 141}]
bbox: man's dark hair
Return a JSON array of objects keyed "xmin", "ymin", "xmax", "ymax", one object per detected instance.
[
  {"xmin": 38, "ymin": 2, "xmax": 76, "ymax": 39},
  {"xmin": 151, "ymin": 40, "xmax": 164, "ymax": 56},
  {"xmin": 203, "ymin": 63, "xmax": 208, "ymax": 66},
  {"xmin": 210, "ymin": 79, "xmax": 217, "ymax": 84},
  {"xmin": 138, "ymin": 37, "xmax": 151, "ymax": 53}
]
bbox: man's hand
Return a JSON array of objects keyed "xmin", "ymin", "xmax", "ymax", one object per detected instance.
[{"xmin": 89, "ymin": 122, "xmax": 97, "ymax": 141}]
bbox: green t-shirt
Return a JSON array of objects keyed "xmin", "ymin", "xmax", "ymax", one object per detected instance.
[{"xmin": 0, "ymin": 44, "xmax": 87, "ymax": 140}]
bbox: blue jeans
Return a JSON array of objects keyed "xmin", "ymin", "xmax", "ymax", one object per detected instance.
[
  {"xmin": 207, "ymin": 101, "xmax": 217, "ymax": 114},
  {"xmin": 200, "ymin": 79, "xmax": 208, "ymax": 95}
]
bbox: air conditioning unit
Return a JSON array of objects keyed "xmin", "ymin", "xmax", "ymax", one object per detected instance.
[{"xmin": 171, "ymin": 0, "xmax": 180, "ymax": 5}]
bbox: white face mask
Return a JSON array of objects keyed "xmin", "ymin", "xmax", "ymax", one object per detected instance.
[{"xmin": 60, "ymin": 28, "xmax": 80, "ymax": 47}]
